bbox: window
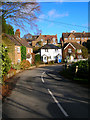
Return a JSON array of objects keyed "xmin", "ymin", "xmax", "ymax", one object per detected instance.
[
  {"xmin": 17, "ymin": 47, "xmax": 20, "ymax": 53},
  {"xmin": 77, "ymin": 49, "xmax": 82, "ymax": 53},
  {"xmin": 78, "ymin": 55, "xmax": 82, "ymax": 59},
  {"xmin": 68, "ymin": 48, "xmax": 72, "ymax": 53},
  {"xmin": 65, "ymin": 38, "xmax": 68, "ymax": 40},
  {"xmin": 41, "ymin": 39, "xmax": 43, "ymax": 42},
  {"xmin": 28, "ymin": 49, "xmax": 30, "ymax": 53},
  {"xmin": 82, "ymin": 38, "xmax": 84, "ymax": 39},
  {"xmin": 18, "ymin": 59, "xmax": 20, "ymax": 63},
  {"xmin": 43, "ymin": 42, "xmax": 46, "ymax": 45},
  {"xmin": 76, "ymin": 38, "xmax": 78, "ymax": 40},
  {"xmin": 77, "ymin": 41, "xmax": 80, "ymax": 44},
  {"xmin": 44, "ymin": 57, "xmax": 47, "ymax": 60},
  {"xmin": 31, "ymin": 49, "xmax": 33, "ymax": 53},
  {"xmin": 53, "ymin": 38, "xmax": 55, "ymax": 42},
  {"xmin": 45, "ymin": 49, "xmax": 48, "ymax": 52},
  {"xmin": 69, "ymin": 37, "xmax": 71, "ymax": 40},
  {"xmin": 72, "ymin": 38, "xmax": 74, "ymax": 40}
]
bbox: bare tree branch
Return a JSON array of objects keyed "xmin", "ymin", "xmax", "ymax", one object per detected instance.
[{"xmin": 1, "ymin": 2, "xmax": 40, "ymax": 32}]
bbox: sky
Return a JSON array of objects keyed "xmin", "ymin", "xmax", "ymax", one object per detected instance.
[{"xmin": 10, "ymin": 2, "xmax": 88, "ymax": 43}]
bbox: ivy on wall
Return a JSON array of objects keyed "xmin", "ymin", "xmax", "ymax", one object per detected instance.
[
  {"xmin": 1, "ymin": 43, "xmax": 11, "ymax": 80},
  {"xmin": 21, "ymin": 46, "xmax": 26, "ymax": 61}
]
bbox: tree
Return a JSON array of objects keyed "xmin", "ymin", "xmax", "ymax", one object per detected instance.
[
  {"xmin": 82, "ymin": 47, "xmax": 88, "ymax": 58},
  {"xmin": 2, "ymin": 15, "xmax": 14, "ymax": 35},
  {"xmin": 1, "ymin": 2, "xmax": 40, "ymax": 30}
]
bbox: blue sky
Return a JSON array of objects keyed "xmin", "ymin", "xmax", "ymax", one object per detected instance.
[{"xmin": 11, "ymin": 2, "xmax": 88, "ymax": 42}]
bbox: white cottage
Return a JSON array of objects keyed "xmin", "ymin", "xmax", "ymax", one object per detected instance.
[{"xmin": 41, "ymin": 44, "xmax": 62, "ymax": 63}]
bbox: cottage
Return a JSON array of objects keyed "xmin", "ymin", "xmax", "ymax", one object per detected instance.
[
  {"xmin": 2, "ymin": 29, "xmax": 33, "ymax": 64},
  {"xmin": 41, "ymin": 44, "xmax": 62, "ymax": 63},
  {"xmin": 62, "ymin": 42, "xmax": 87, "ymax": 62}
]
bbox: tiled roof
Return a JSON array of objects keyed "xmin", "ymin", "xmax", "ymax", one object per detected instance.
[
  {"xmin": 2, "ymin": 33, "xmax": 32, "ymax": 48},
  {"xmin": 2, "ymin": 33, "xmax": 22, "ymax": 46},
  {"xmin": 42, "ymin": 35, "xmax": 57, "ymax": 40},
  {"xmin": 41, "ymin": 44, "xmax": 60, "ymax": 49},
  {"xmin": 62, "ymin": 32, "xmax": 90, "ymax": 38},
  {"xmin": 63, "ymin": 42, "xmax": 83, "ymax": 49}
]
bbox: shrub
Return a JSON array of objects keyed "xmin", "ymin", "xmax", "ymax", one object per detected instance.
[
  {"xmin": 35, "ymin": 54, "xmax": 42, "ymax": 64},
  {"xmin": 49, "ymin": 61, "xmax": 54, "ymax": 64},
  {"xmin": 20, "ymin": 60, "xmax": 30, "ymax": 69},
  {"xmin": 12, "ymin": 64, "xmax": 21, "ymax": 70},
  {"xmin": 1, "ymin": 44, "xmax": 11, "ymax": 77}
]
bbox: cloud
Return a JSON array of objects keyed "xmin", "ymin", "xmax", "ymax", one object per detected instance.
[
  {"xmin": 39, "ymin": 14, "xmax": 45, "ymax": 19},
  {"xmin": 48, "ymin": 9, "xmax": 69, "ymax": 18}
]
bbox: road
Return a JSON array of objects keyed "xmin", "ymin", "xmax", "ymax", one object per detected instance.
[{"xmin": 2, "ymin": 65, "xmax": 89, "ymax": 119}]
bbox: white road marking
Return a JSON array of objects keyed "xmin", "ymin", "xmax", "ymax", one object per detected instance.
[
  {"xmin": 41, "ymin": 72, "xmax": 45, "ymax": 83},
  {"xmin": 48, "ymin": 89, "xmax": 69, "ymax": 117}
]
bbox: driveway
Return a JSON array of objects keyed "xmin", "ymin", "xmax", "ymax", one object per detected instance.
[{"xmin": 2, "ymin": 65, "xmax": 89, "ymax": 119}]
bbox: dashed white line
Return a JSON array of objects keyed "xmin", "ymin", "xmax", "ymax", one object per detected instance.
[
  {"xmin": 48, "ymin": 89, "xmax": 69, "ymax": 117},
  {"xmin": 41, "ymin": 72, "xmax": 45, "ymax": 83}
]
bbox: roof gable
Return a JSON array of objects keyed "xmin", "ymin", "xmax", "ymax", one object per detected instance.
[{"xmin": 64, "ymin": 43, "xmax": 76, "ymax": 50}]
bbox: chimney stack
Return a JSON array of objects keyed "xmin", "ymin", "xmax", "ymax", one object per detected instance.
[{"xmin": 15, "ymin": 29, "xmax": 20, "ymax": 38}]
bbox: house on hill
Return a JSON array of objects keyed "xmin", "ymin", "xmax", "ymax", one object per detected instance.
[
  {"xmin": 2, "ymin": 29, "xmax": 33, "ymax": 64},
  {"xmin": 41, "ymin": 44, "xmax": 62, "ymax": 63},
  {"xmin": 25, "ymin": 33, "xmax": 58, "ymax": 47},
  {"xmin": 60, "ymin": 31, "xmax": 90, "ymax": 47}
]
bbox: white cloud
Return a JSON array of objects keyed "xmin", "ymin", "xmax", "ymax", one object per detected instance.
[
  {"xmin": 39, "ymin": 14, "xmax": 45, "ymax": 19},
  {"xmin": 48, "ymin": 9, "xmax": 69, "ymax": 18}
]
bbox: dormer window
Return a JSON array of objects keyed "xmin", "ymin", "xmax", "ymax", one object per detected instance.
[{"xmin": 53, "ymin": 38, "xmax": 55, "ymax": 42}]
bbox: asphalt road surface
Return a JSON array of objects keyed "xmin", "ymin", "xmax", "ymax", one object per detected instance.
[{"xmin": 2, "ymin": 65, "xmax": 89, "ymax": 119}]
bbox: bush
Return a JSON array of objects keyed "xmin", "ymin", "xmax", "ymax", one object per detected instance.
[
  {"xmin": 35, "ymin": 54, "xmax": 42, "ymax": 64},
  {"xmin": 20, "ymin": 60, "xmax": 30, "ymax": 69},
  {"xmin": 49, "ymin": 61, "xmax": 54, "ymax": 64},
  {"xmin": 12, "ymin": 64, "xmax": 21, "ymax": 70}
]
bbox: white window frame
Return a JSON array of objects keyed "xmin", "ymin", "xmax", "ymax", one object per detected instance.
[
  {"xmin": 17, "ymin": 59, "xmax": 20, "ymax": 63},
  {"xmin": 68, "ymin": 48, "xmax": 72, "ymax": 53},
  {"xmin": 77, "ymin": 49, "xmax": 82, "ymax": 53},
  {"xmin": 41, "ymin": 39, "xmax": 43, "ymax": 42},
  {"xmin": 28, "ymin": 49, "xmax": 30, "ymax": 53},
  {"xmin": 17, "ymin": 47, "xmax": 20, "ymax": 53}
]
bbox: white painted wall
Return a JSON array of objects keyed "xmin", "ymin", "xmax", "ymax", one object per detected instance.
[{"xmin": 41, "ymin": 49, "xmax": 62, "ymax": 63}]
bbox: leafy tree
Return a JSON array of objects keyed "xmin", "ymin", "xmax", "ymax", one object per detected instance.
[
  {"xmin": 1, "ymin": 2, "xmax": 40, "ymax": 30},
  {"xmin": 82, "ymin": 47, "xmax": 88, "ymax": 58},
  {"xmin": 2, "ymin": 15, "xmax": 14, "ymax": 35},
  {"xmin": 0, "ymin": 43, "xmax": 11, "ymax": 83}
]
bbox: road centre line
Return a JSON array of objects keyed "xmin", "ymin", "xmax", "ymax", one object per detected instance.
[
  {"xmin": 48, "ymin": 89, "xmax": 69, "ymax": 117},
  {"xmin": 41, "ymin": 72, "xmax": 45, "ymax": 83}
]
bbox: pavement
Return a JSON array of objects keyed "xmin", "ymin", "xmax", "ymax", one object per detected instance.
[{"xmin": 2, "ymin": 65, "xmax": 89, "ymax": 119}]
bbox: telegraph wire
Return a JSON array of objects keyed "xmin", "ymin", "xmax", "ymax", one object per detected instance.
[{"xmin": 37, "ymin": 17, "xmax": 88, "ymax": 29}]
